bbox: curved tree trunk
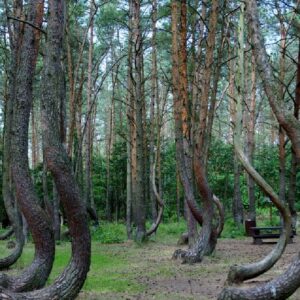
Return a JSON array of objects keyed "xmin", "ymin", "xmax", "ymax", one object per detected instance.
[
  {"xmin": 213, "ymin": 195, "xmax": 225, "ymax": 238},
  {"xmin": 218, "ymin": 2, "xmax": 300, "ymax": 298},
  {"xmin": 1, "ymin": 0, "xmax": 25, "ymax": 270},
  {"xmin": 0, "ymin": 1, "xmax": 91, "ymax": 299},
  {"xmin": 226, "ymin": 80, "xmax": 291, "ymax": 286},
  {"xmin": 223, "ymin": 1, "xmax": 291, "ymax": 286},
  {"xmin": 218, "ymin": 254, "xmax": 300, "ymax": 300},
  {"xmin": 171, "ymin": 0, "xmax": 221, "ymax": 254},
  {"xmin": 0, "ymin": 211, "xmax": 24, "ymax": 271},
  {"xmin": 146, "ymin": 149, "xmax": 164, "ymax": 237},
  {"xmin": 180, "ymin": 0, "xmax": 219, "ymax": 264},
  {"xmin": 0, "ymin": 228, "xmax": 13, "ymax": 241},
  {"xmin": 0, "ymin": 0, "xmax": 55, "ymax": 292},
  {"xmin": 171, "ymin": 0, "xmax": 200, "ymax": 260}
]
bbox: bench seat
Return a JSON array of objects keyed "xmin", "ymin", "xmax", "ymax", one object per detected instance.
[{"xmin": 250, "ymin": 226, "xmax": 294, "ymax": 244}]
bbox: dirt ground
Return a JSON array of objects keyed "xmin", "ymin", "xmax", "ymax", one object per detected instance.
[{"xmin": 78, "ymin": 236, "xmax": 300, "ymax": 300}]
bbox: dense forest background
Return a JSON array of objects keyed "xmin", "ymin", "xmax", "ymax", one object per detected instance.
[
  {"xmin": 0, "ymin": 0, "xmax": 300, "ymax": 299},
  {"xmin": 0, "ymin": 0, "xmax": 298, "ymax": 223}
]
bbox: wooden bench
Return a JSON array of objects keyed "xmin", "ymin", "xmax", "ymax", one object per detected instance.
[{"xmin": 250, "ymin": 226, "xmax": 295, "ymax": 245}]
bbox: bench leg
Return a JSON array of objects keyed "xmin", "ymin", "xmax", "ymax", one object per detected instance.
[{"xmin": 253, "ymin": 238, "xmax": 262, "ymax": 245}]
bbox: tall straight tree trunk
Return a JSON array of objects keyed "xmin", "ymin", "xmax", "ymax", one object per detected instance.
[
  {"xmin": 132, "ymin": 0, "xmax": 146, "ymax": 241},
  {"xmin": 277, "ymin": 6, "xmax": 287, "ymax": 204},
  {"xmin": 228, "ymin": 49, "xmax": 243, "ymax": 226},
  {"xmin": 126, "ymin": 0, "xmax": 134, "ymax": 239},
  {"xmin": 105, "ymin": 41, "xmax": 118, "ymax": 221},
  {"xmin": 149, "ymin": 0, "xmax": 158, "ymax": 224},
  {"xmin": 106, "ymin": 101, "xmax": 114, "ymax": 221},
  {"xmin": 288, "ymin": 41, "xmax": 300, "ymax": 229},
  {"xmin": 85, "ymin": 0, "xmax": 98, "ymax": 225},
  {"xmin": 246, "ymin": 52, "xmax": 257, "ymax": 222},
  {"xmin": 232, "ymin": 3, "xmax": 245, "ymax": 226},
  {"xmin": 74, "ymin": 70, "xmax": 84, "ymax": 192},
  {"xmin": 203, "ymin": 5, "xmax": 227, "ymax": 169}
]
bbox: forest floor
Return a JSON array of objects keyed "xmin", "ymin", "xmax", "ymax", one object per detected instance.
[
  {"xmin": 0, "ymin": 225, "xmax": 299, "ymax": 300},
  {"xmin": 77, "ymin": 234, "xmax": 300, "ymax": 300}
]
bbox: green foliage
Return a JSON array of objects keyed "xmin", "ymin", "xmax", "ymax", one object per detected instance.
[
  {"xmin": 160, "ymin": 142, "xmax": 179, "ymax": 219},
  {"xmin": 92, "ymin": 140, "xmax": 127, "ymax": 220},
  {"xmin": 255, "ymin": 207, "xmax": 281, "ymax": 227},
  {"xmin": 157, "ymin": 219, "xmax": 186, "ymax": 236},
  {"xmin": 92, "ymin": 154, "xmax": 106, "ymax": 214},
  {"xmin": 208, "ymin": 139, "xmax": 234, "ymax": 210},
  {"xmin": 220, "ymin": 219, "xmax": 246, "ymax": 239},
  {"xmin": 91, "ymin": 222, "xmax": 126, "ymax": 244}
]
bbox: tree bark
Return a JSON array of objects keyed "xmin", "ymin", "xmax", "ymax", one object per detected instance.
[
  {"xmin": 132, "ymin": 0, "xmax": 146, "ymax": 242},
  {"xmin": 1, "ymin": 0, "xmax": 55, "ymax": 292},
  {"xmin": 246, "ymin": 52, "xmax": 257, "ymax": 222},
  {"xmin": 232, "ymin": 3, "xmax": 245, "ymax": 226},
  {"xmin": 185, "ymin": 0, "xmax": 220, "ymax": 262},
  {"xmin": 287, "ymin": 40, "xmax": 300, "ymax": 229},
  {"xmin": 149, "ymin": 0, "xmax": 158, "ymax": 225},
  {"xmin": 277, "ymin": 6, "xmax": 287, "ymax": 204},
  {"xmin": 0, "ymin": 2, "xmax": 91, "ymax": 298},
  {"xmin": 222, "ymin": 2, "xmax": 292, "ymax": 287},
  {"xmin": 218, "ymin": 3, "xmax": 300, "ymax": 298},
  {"xmin": 85, "ymin": 0, "xmax": 98, "ymax": 226},
  {"xmin": 1, "ymin": 0, "xmax": 25, "ymax": 270}
]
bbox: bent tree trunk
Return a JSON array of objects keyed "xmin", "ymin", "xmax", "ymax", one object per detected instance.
[
  {"xmin": 219, "ymin": 0, "xmax": 300, "ymax": 297},
  {"xmin": 0, "ymin": 211, "xmax": 24, "ymax": 271},
  {"xmin": 226, "ymin": 148, "xmax": 291, "ymax": 284},
  {"xmin": 0, "ymin": 228, "xmax": 13, "ymax": 241},
  {"xmin": 0, "ymin": 0, "xmax": 55, "ymax": 292},
  {"xmin": 1, "ymin": 98, "xmax": 24, "ymax": 270},
  {"xmin": 218, "ymin": 254, "xmax": 300, "ymax": 300},
  {"xmin": 223, "ymin": 1, "xmax": 291, "ymax": 286},
  {"xmin": 0, "ymin": 0, "xmax": 27, "ymax": 270},
  {"xmin": 182, "ymin": 0, "xmax": 219, "ymax": 263},
  {"xmin": 0, "ymin": 1, "xmax": 91, "ymax": 299},
  {"xmin": 146, "ymin": 149, "xmax": 164, "ymax": 236}
]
